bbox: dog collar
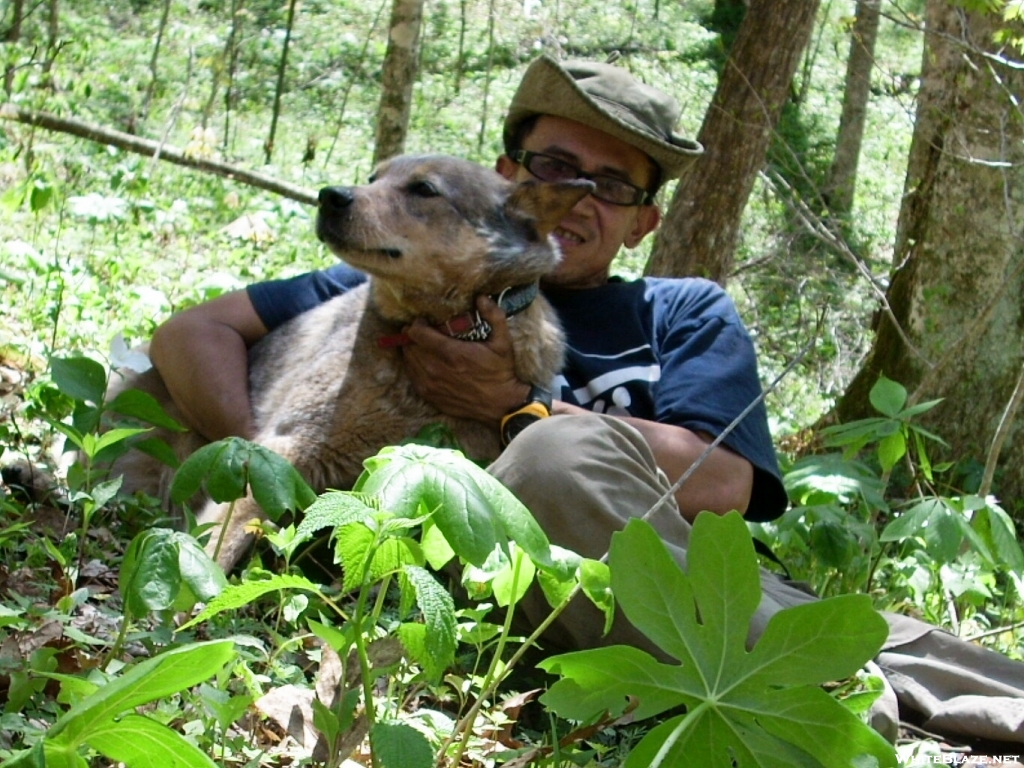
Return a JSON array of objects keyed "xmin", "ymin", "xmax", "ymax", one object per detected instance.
[{"xmin": 377, "ymin": 282, "xmax": 540, "ymax": 348}]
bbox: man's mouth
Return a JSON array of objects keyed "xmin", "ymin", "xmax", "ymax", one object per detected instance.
[{"xmin": 553, "ymin": 226, "xmax": 584, "ymax": 246}]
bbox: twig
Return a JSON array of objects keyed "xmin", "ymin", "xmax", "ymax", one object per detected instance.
[
  {"xmin": 0, "ymin": 104, "xmax": 318, "ymax": 205},
  {"xmin": 980, "ymin": 357, "xmax": 1024, "ymax": 498},
  {"xmin": 642, "ymin": 311, "xmax": 824, "ymax": 521},
  {"xmin": 965, "ymin": 619, "xmax": 1024, "ymax": 642}
]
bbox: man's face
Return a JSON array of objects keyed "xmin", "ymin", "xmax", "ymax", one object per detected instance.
[{"xmin": 497, "ymin": 115, "xmax": 661, "ymax": 289}]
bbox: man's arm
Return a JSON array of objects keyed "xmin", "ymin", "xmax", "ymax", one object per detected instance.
[
  {"xmin": 401, "ymin": 298, "xmax": 753, "ymax": 521},
  {"xmin": 149, "ymin": 290, "xmax": 269, "ymax": 442}
]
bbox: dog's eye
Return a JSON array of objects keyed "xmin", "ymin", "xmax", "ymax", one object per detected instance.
[{"xmin": 408, "ymin": 180, "xmax": 441, "ymax": 198}]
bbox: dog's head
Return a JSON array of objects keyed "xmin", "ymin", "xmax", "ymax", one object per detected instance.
[{"xmin": 315, "ymin": 155, "xmax": 593, "ymax": 323}]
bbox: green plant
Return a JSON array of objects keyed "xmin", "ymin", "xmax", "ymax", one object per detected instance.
[
  {"xmin": 540, "ymin": 513, "xmax": 896, "ymax": 768},
  {"xmin": 175, "ymin": 443, "xmax": 603, "ymax": 768},
  {"xmin": 3, "ymin": 640, "xmax": 235, "ymax": 768}
]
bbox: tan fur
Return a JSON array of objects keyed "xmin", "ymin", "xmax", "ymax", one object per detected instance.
[{"xmin": 108, "ymin": 155, "xmax": 592, "ymax": 571}]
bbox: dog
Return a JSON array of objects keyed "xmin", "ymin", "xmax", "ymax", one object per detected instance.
[{"xmin": 107, "ymin": 155, "xmax": 592, "ymax": 571}]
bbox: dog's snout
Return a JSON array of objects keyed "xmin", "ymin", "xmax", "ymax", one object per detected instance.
[{"xmin": 319, "ymin": 186, "xmax": 354, "ymax": 211}]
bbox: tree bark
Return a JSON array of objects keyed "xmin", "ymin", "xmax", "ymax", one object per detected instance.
[
  {"xmin": 646, "ymin": 0, "xmax": 820, "ymax": 283},
  {"xmin": 373, "ymin": 0, "xmax": 424, "ymax": 165},
  {"xmin": 837, "ymin": 2, "xmax": 1024, "ymax": 508},
  {"xmin": 826, "ymin": 0, "xmax": 881, "ymax": 216}
]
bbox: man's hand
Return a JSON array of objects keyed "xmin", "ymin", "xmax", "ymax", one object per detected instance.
[{"xmin": 401, "ymin": 295, "xmax": 530, "ymax": 425}]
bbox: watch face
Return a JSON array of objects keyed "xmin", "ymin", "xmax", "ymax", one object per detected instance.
[{"xmin": 502, "ymin": 411, "xmax": 543, "ymax": 445}]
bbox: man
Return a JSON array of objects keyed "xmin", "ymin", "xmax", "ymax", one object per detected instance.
[
  {"xmin": 151, "ymin": 55, "xmax": 797, "ymax": 644},
  {"xmin": 150, "ymin": 56, "xmax": 1024, "ymax": 742}
]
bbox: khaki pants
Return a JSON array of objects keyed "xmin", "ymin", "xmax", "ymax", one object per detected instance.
[{"xmin": 490, "ymin": 414, "xmax": 1024, "ymax": 745}]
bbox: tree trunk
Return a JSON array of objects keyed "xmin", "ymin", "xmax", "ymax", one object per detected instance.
[
  {"xmin": 3, "ymin": 0, "xmax": 25, "ymax": 96},
  {"xmin": 142, "ymin": 0, "xmax": 172, "ymax": 122},
  {"xmin": 826, "ymin": 0, "xmax": 881, "ymax": 216},
  {"xmin": 837, "ymin": 2, "xmax": 1024, "ymax": 508},
  {"xmin": 646, "ymin": 0, "xmax": 820, "ymax": 283},
  {"xmin": 265, "ymin": 0, "xmax": 299, "ymax": 164},
  {"xmin": 373, "ymin": 0, "xmax": 424, "ymax": 165}
]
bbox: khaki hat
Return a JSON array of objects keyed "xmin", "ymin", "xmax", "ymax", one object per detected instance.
[{"xmin": 503, "ymin": 55, "xmax": 703, "ymax": 181}]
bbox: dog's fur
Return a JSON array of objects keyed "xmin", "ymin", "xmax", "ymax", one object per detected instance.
[{"xmin": 108, "ymin": 155, "xmax": 591, "ymax": 570}]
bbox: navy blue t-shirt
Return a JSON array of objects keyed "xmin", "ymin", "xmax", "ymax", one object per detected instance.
[{"xmin": 248, "ymin": 264, "xmax": 787, "ymax": 521}]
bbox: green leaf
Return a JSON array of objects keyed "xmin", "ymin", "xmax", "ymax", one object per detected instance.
[
  {"xmin": 51, "ymin": 356, "xmax": 107, "ymax": 406},
  {"xmin": 420, "ymin": 518, "xmax": 456, "ymax": 570},
  {"xmin": 106, "ymin": 388, "xmax": 187, "ymax": 431},
  {"xmin": 170, "ymin": 437, "xmax": 316, "ymax": 519},
  {"xmin": 120, "ymin": 529, "xmax": 226, "ymax": 618},
  {"xmin": 401, "ymin": 565, "xmax": 457, "ymax": 678},
  {"xmin": 880, "ymin": 500, "xmax": 935, "ymax": 543},
  {"xmin": 972, "ymin": 502, "xmax": 1024, "ymax": 572},
  {"xmin": 876, "ymin": 430, "xmax": 906, "ymax": 472},
  {"xmin": 86, "ymin": 713, "xmax": 217, "ymax": 768},
  {"xmin": 357, "ymin": 444, "xmax": 552, "ymax": 568},
  {"xmin": 579, "ymin": 558, "xmax": 614, "ymax": 635},
  {"xmin": 491, "ymin": 544, "xmax": 537, "ymax": 608},
  {"xmin": 295, "ymin": 491, "xmax": 378, "ymax": 541},
  {"xmin": 179, "ymin": 573, "xmax": 325, "ymax": 630},
  {"xmin": 120, "ymin": 529, "xmax": 181, "ymax": 618},
  {"xmin": 869, "ymin": 375, "xmax": 907, "ymax": 418},
  {"xmin": 370, "ymin": 720, "xmax": 435, "ymax": 768},
  {"xmin": 809, "ymin": 519, "xmax": 854, "ymax": 569},
  {"xmin": 93, "ymin": 427, "xmax": 152, "ymax": 455},
  {"xmin": 540, "ymin": 515, "xmax": 895, "ymax": 768},
  {"xmin": 48, "ymin": 640, "xmax": 234, "ymax": 748}
]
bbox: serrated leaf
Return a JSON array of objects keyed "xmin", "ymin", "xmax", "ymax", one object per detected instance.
[
  {"xmin": 370, "ymin": 720, "xmax": 433, "ymax": 768},
  {"xmin": 51, "ymin": 356, "xmax": 107, "ymax": 406},
  {"xmin": 402, "ymin": 565, "xmax": 456, "ymax": 677},
  {"xmin": 86, "ymin": 713, "xmax": 217, "ymax": 768},
  {"xmin": 540, "ymin": 515, "xmax": 895, "ymax": 768},
  {"xmin": 356, "ymin": 444, "xmax": 552, "ymax": 568},
  {"xmin": 295, "ymin": 491, "xmax": 378, "ymax": 542},
  {"xmin": 179, "ymin": 573, "xmax": 324, "ymax": 630},
  {"xmin": 869, "ymin": 375, "xmax": 907, "ymax": 417}
]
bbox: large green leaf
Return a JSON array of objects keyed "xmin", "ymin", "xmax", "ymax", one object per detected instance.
[
  {"xmin": 370, "ymin": 720, "xmax": 433, "ymax": 768},
  {"xmin": 51, "ymin": 356, "xmax": 107, "ymax": 406},
  {"xmin": 179, "ymin": 573, "xmax": 325, "ymax": 630},
  {"xmin": 47, "ymin": 640, "xmax": 234, "ymax": 748},
  {"xmin": 869, "ymin": 375, "xmax": 907, "ymax": 418},
  {"xmin": 356, "ymin": 444, "xmax": 552, "ymax": 568},
  {"xmin": 120, "ymin": 529, "xmax": 227, "ymax": 618},
  {"xmin": 540, "ymin": 514, "xmax": 895, "ymax": 768},
  {"xmin": 106, "ymin": 388, "xmax": 188, "ymax": 432},
  {"xmin": 86, "ymin": 713, "xmax": 217, "ymax": 768},
  {"xmin": 170, "ymin": 437, "xmax": 316, "ymax": 519}
]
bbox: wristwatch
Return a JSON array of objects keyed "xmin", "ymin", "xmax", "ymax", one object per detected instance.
[{"xmin": 500, "ymin": 384, "xmax": 553, "ymax": 446}]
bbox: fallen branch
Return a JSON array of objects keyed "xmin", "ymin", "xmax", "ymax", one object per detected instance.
[{"xmin": 0, "ymin": 103, "xmax": 318, "ymax": 206}]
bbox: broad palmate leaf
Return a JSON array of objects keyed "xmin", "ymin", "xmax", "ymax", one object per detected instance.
[{"xmin": 540, "ymin": 514, "xmax": 896, "ymax": 768}]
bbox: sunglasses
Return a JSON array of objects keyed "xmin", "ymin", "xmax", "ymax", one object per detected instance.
[{"xmin": 510, "ymin": 150, "xmax": 653, "ymax": 207}]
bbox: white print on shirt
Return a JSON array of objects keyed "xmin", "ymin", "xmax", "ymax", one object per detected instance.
[{"xmin": 552, "ymin": 344, "xmax": 661, "ymax": 417}]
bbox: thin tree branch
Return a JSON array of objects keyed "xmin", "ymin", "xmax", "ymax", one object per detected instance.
[
  {"xmin": 0, "ymin": 104, "xmax": 318, "ymax": 205},
  {"xmin": 980, "ymin": 357, "xmax": 1024, "ymax": 498}
]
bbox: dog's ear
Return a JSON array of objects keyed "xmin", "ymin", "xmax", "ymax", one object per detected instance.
[{"xmin": 505, "ymin": 179, "xmax": 594, "ymax": 237}]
